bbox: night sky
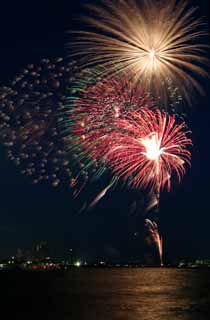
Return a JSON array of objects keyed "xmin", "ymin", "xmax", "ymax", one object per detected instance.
[{"xmin": 0, "ymin": 0, "xmax": 209, "ymax": 262}]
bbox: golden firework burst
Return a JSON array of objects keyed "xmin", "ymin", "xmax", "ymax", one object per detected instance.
[{"xmin": 70, "ymin": 0, "xmax": 209, "ymax": 105}]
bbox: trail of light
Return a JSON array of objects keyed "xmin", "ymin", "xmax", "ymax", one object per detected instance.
[{"xmin": 87, "ymin": 179, "xmax": 116, "ymax": 211}]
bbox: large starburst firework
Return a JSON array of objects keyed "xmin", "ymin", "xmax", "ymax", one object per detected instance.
[{"xmin": 70, "ymin": 0, "xmax": 208, "ymax": 104}]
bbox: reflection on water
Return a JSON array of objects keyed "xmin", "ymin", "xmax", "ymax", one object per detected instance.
[{"xmin": 2, "ymin": 269, "xmax": 210, "ymax": 320}]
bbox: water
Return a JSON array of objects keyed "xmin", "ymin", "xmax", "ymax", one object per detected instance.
[{"xmin": 1, "ymin": 268, "xmax": 210, "ymax": 320}]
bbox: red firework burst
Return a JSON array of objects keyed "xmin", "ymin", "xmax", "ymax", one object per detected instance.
[
  {"xmin": 90, "ymin": 108, "xmax": 192, "ymax": 193},
  {"xmin": 67, "ymin": 75, "xmax": 191, "ymax": 194}
]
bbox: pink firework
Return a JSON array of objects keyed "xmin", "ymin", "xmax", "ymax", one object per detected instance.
[{"xmin": 92, "ymin": 108, "xmax": 192, "ymax": 194}]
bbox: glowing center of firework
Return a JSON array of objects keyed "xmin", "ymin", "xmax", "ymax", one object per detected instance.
[
  {"xmin": 141, "ymin": 133, "xmax": 162, "ymax": 161},
  {"xmin": 149, "ymin": 49, "xmax": 156, "ymax": 59}
]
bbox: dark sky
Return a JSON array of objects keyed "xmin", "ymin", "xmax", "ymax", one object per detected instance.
[{"xmin": 0, "ymin": 0, "xmax": 209, "ymax": 262}]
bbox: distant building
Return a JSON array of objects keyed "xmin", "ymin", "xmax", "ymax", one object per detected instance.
[
  {"xmin": 178, "ymin": 259, "xmax": 210, "ymax": 268},
  {"xmin": 16, "ymin": 248, "xmax": 32, "ymax": 261},
  {"xmin": 16, "ymin": 248, "xmax": 24, "ymax": 260},
  {"xmin": 33, "ymin": 241, "xmax": 50, "ymax": 260}
]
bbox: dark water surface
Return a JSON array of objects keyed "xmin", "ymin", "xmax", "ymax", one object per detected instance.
[{"xmin": 1, "ymin": 268, "xmax": 210, "ymax": 320}]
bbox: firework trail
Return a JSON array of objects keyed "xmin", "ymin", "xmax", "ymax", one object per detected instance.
[
  {"xmin": 145, "ymin": 218, "xmax": 163, "ymax": 266},
  {"xmin": 84, "ymin": 107, "xmax": 192, "ymax": 194},
  {"xmin": 87, "ymin": 178, "xmax": 116, "ymax": 211},
  {"xmin": 145, "ymin": 192, "xmax": 159, "ymax": 214},
  {"xmin": 70, "ymin": 0, "xmax": 208, "ymax": 104}
]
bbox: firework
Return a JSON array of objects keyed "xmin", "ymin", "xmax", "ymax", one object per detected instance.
[
  {"xmin": 64, "ymin": 72, "xmax": 191, "ymax": 198},
  {"xmin": 70, "ymin": 0, "xmax": 208, "ymax": 104},
  {"xmin": 145, "ymin": 219, "xmax": 163, "ymax": 266},
  {"xmin": 87, "ymin": 107, "xmax": 192, "ymax": 194},
  {"xmin": 63, "ymin": 72, "xmax": 155, "ymax": 189},
  {"xmin": 0, "ymin": 57, "xmax": 85, "ymax": 190},
  {"xmin": 62, "ymin": 72, "xmax": 156, "ymax": 205}
]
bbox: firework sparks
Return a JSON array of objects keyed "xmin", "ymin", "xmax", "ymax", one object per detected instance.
[
  {"xmin": 91, "ymin": 108, "xmax": 192, "ymax": 194},
  {"xmin": 70, "ymin": 0, "xmax": 208, "ymax": 104}
]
